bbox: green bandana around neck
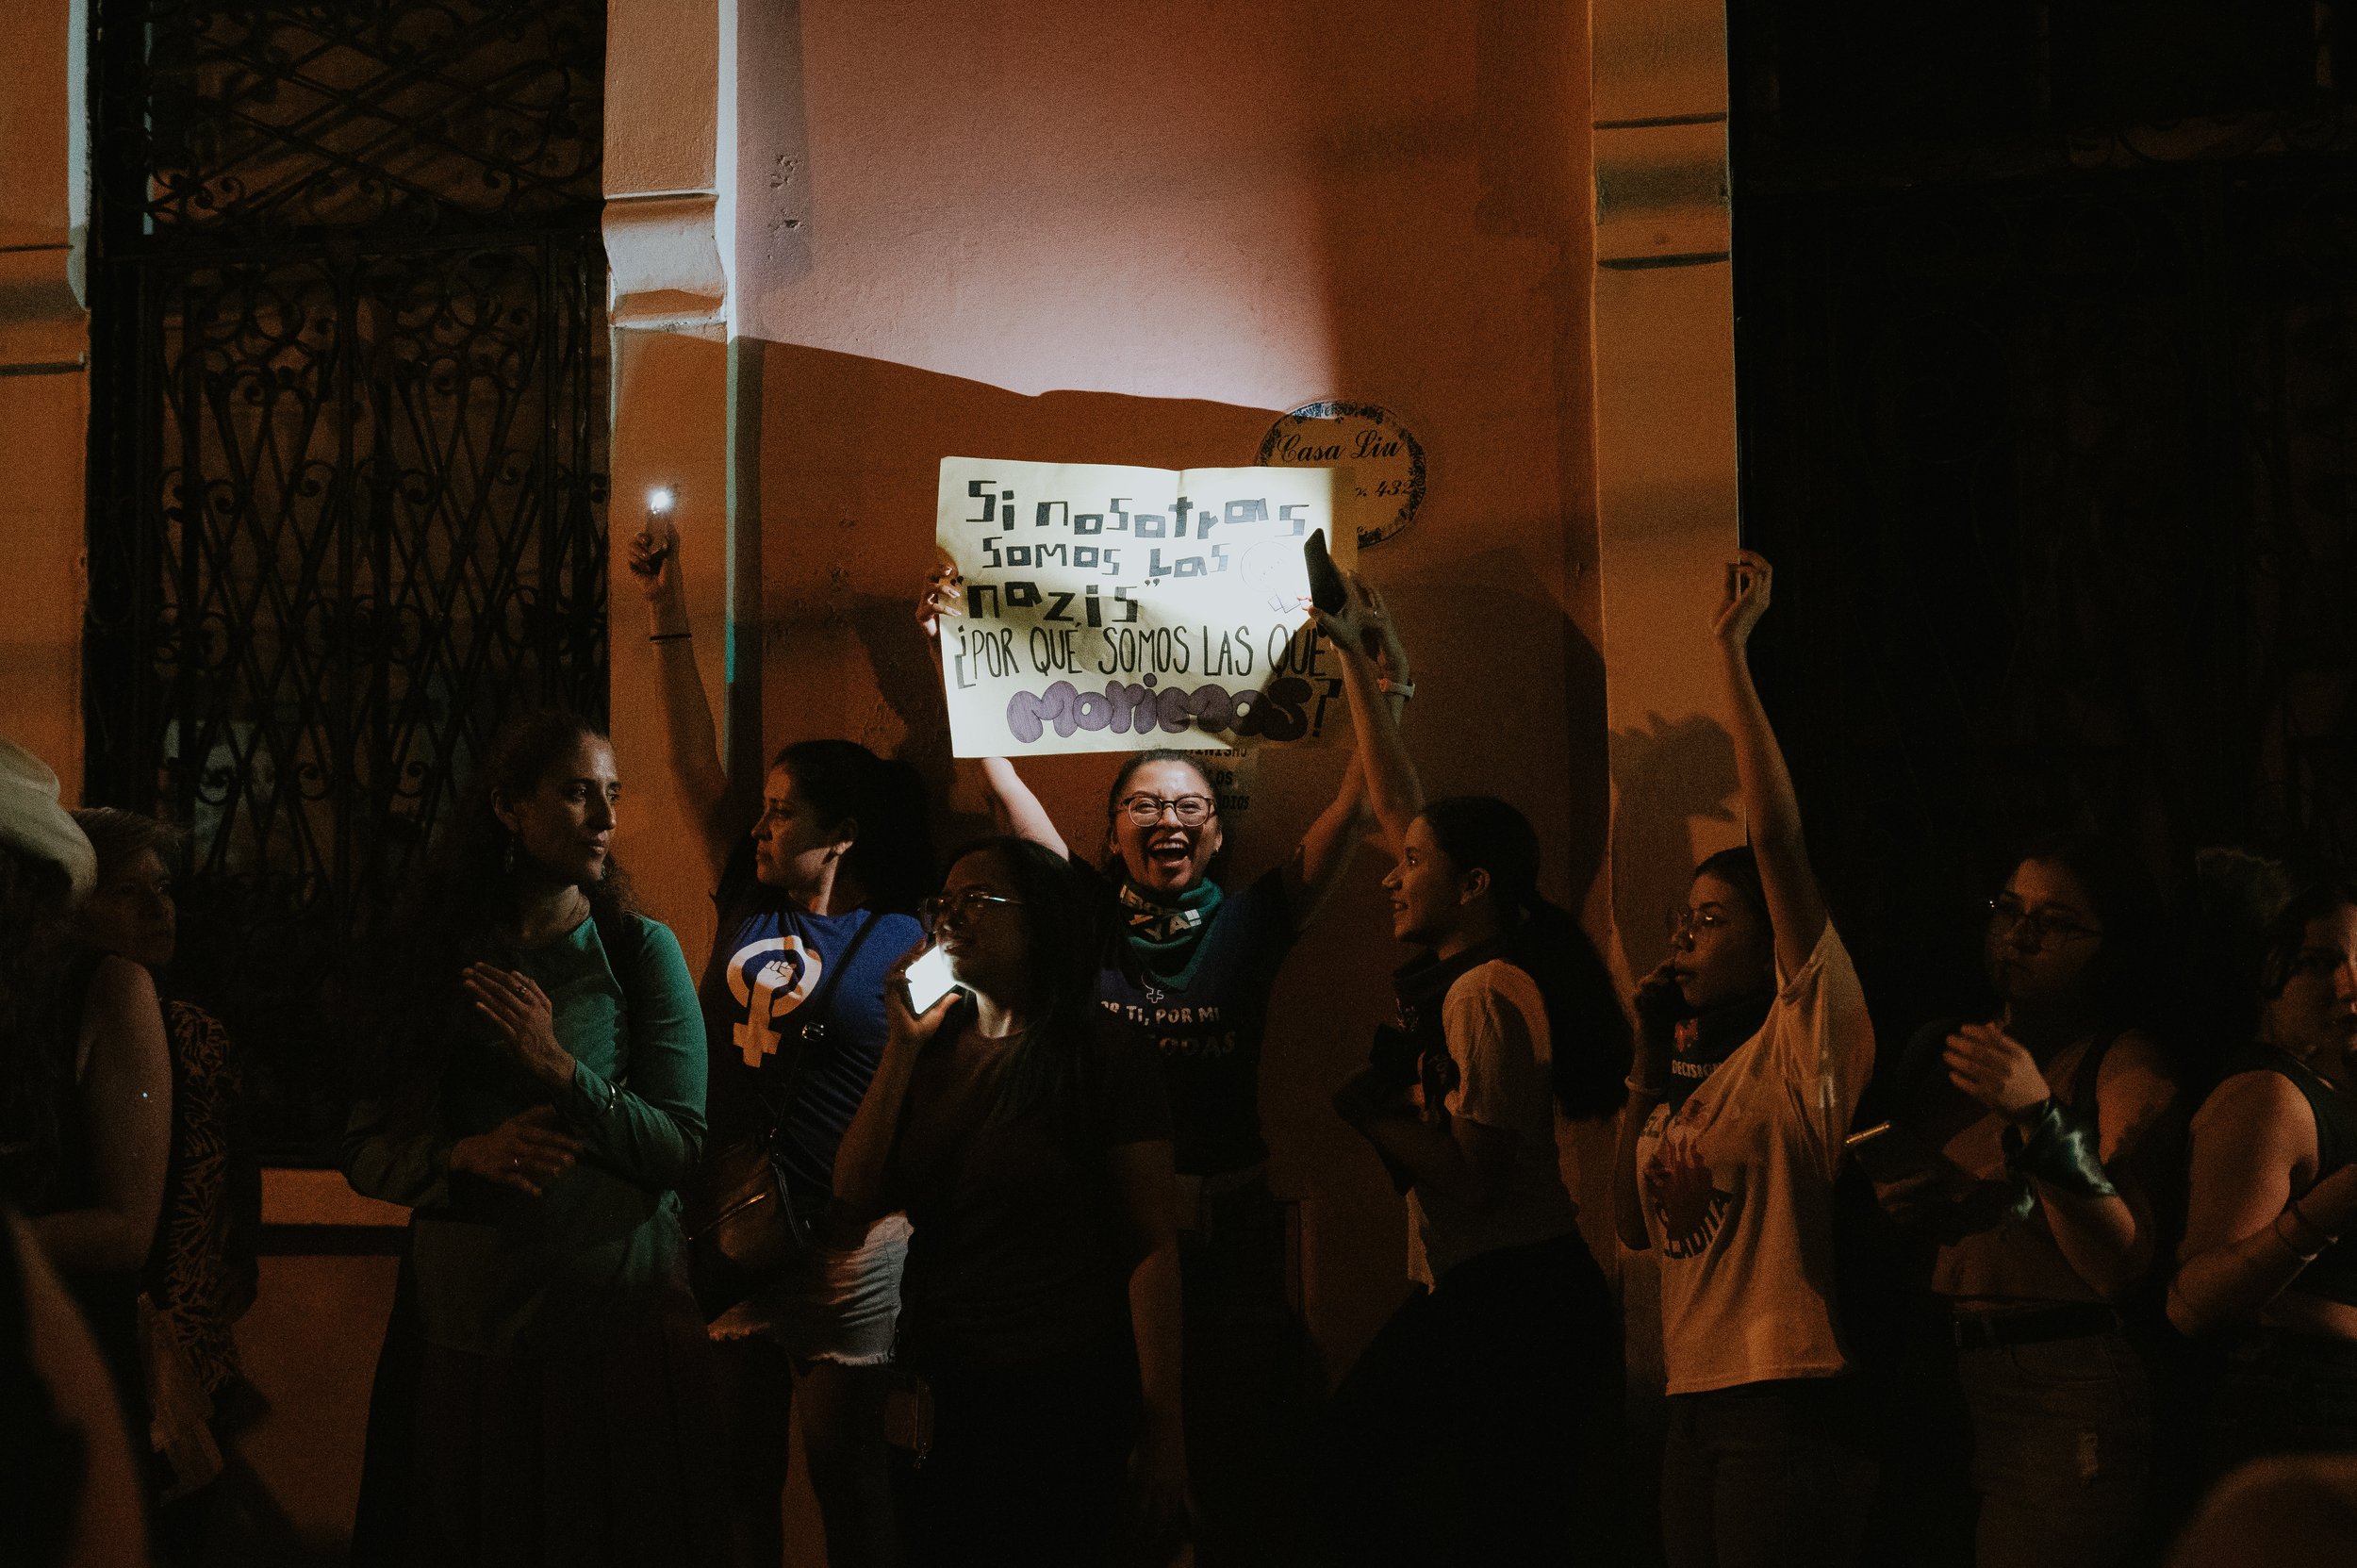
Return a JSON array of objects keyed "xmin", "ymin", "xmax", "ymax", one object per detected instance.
[{"xmin": 1118, "ymin": 878, "xmax": 1225, "ymax": 985}]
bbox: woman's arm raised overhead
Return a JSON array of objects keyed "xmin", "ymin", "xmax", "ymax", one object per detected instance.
[
  {"xmin": 1710, "ymin": 552, "xmax": 1828, "ymax": 979},
  {"xmin": 1284, "ymin": 575, "xmax": 1410, "ymax": 932},
  {"xmin": 917, "ymin": 566, "xmax": 1068, "ymax": 856},
  {"xmin": 624, "ymin": 512, "xmax": 741, "ymax": 888},
  {"xmin": 1315, "ymin": 571, "xmax": 1422, "ymax": 857}
]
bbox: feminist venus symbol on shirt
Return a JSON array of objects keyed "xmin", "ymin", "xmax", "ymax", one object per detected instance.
[{"xmin": 725, "ymin": 935, "xmax": 822, "ymax": 1067}]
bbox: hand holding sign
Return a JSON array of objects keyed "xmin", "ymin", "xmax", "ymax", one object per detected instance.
[
  {"xmin": 1310, "ymin": 561, "xmax": 1410, "ymax": 686},
  {"xmin": 933, "ymin": 458, "xmax": 1347, "ymax": 756}
]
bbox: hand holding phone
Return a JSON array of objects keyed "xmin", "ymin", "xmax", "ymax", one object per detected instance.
[
  {"xmin": 900, "ymin": 943, "xmax": 961, "ymax": 1014},
  {"xmin": 1304, "ymin": 528, "xmax": 1348, "ymax": 615}
]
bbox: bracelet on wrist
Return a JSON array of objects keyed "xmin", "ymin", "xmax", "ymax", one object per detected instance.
[
  {"xmin": 1624, "ymin": 1074, "xmax": 1666, "ymax": 1100},
  {"xmin": 1379, "ymin": 677, "xmax": 1415, "ymax": 700},
  {"xmin": 2273, "ymin": 1208, "xmax": 2325, "ymax": 1263},
  {"xmin": 2285, "ymin": 1198, "xmax": 2337, "ymax": 1250}
]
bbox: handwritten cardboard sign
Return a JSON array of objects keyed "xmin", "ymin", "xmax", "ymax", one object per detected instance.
[{"xmin": 934, "ymin": 457, "xmax": 1352, "ymax": 757}]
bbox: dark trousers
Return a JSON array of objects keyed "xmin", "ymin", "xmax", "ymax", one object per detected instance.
[
  {"xmin": 2204, "ymin": 1328, "xmax": 2357, "ymax": 1479},
  {"xmin": 897, "ymin": 1350, "xmax": 1141, "ymax": 1568},
  {"xmin": 1659, "ymin": 1376, "xmax": 1878, "ymax": 1568},
  {"xmin": 1311, "ymin": 1231, "xmax": 1618, "ymax": 1567},
  {"xmin": 1181, "ymin": 1179, "xmax": 1326, "ymax": 1567},
  {"xmin": 1955, "ymin": 1331, "xmax": 2152, "ymax": 1568}
]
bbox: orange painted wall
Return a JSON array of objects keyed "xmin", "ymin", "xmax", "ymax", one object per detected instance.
[{"xmin": 728, "ymin": 0, "xmax": 1608, "ymax": 1371}]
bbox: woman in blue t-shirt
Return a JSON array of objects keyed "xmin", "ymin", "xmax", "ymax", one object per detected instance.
[
  {"xmin": 630, "ymin": 521, "xmax": 932, "ymax": 1568},
  {"xmin": 920, "ymin": 565, "xmax": 1409, "ymax": 1559}
]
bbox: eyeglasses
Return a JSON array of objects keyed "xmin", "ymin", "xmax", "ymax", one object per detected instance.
[
  {"xmin": 1114, "ymin": 792, "xmax": 1217, "ymax": 827},
  {"xmin": 1986, "ymin": 897, "xmax": 2102, "ymax": 949},
  {"xmin": 919, "ymin": 889, "xmax": 1024, "ymax": 929},
  {"xmin": 1664, "ymin": 905, "xmax": 1732, "ymax": 944}
]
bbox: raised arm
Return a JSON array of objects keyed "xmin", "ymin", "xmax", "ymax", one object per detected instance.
[
  {"xmin": 1711, "ymin": 552, "xmax": 1827, "ymax": 978},
  {"xmin": 1315, "ymin": 573, "xmax": 1422, "ymax": 856},
  {"xmin": 29, "ymin": 957, "xmax": 170, "ymax": 1274},
  {"xmin": 918, "ymin": 567, "xmax": 1068, "ymax": 855},
  {"xmin": 1284, "ymin": 598, "xmax": 1410, "ymax": 933},
  {"xmin": 625, "ymin": 512, "xmax": 740, "ymax": 888}
]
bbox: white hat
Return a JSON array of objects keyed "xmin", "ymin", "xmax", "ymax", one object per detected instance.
[{"xmin": 0, "ymin": 736, "xmax": 96, "ymax": 899}]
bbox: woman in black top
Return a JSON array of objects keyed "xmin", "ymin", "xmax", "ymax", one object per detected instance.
[
  {"xmin": 2172, "ymin": 881, "xmax": 2357, "ymax": 1473},
  {"xmin": 831, "ymin": 836, "xmax": 1185, "ymax": 1565},
  {"xmin": 919, "ymin": 566, "xmax": 1408, "ymax": 1560}
]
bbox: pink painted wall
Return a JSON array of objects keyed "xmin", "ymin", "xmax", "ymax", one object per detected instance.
[{"xmin": 731, "ymin": 0, "xmax": 1607, "ymax": 1373}]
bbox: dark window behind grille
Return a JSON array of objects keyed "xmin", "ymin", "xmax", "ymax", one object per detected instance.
[
  {"xmin": 1727, "ymin": 5, "xmax": 2357, "ymax": 1055},
  {"xmin": 85, "ymin": 1, "xmax": 610, "ymax": 1160}
]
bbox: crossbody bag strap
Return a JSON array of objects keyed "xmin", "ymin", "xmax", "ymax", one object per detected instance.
[{"xmin": 748, "ymin": 908, "xmax": 886, "ymax": 1143}]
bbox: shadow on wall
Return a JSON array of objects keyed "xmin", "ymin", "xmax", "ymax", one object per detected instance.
[
  {"xmin": 733, "ymin": 339, "xmax": 1611, "ymax": 1377},
  {"xmin": 1608, "ymin": 711, "xmax": 1739, "ymax": 980},
  {"xmin": 725, "ymin": 0, "xmax": 1610, "ymax": 1402}
]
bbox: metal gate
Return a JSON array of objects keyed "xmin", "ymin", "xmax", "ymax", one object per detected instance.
[{"xmin": 84, "ymin": 1, "xmax": 610, "ymax": 1155}]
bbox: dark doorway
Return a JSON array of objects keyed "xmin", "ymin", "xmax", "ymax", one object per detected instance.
[
  {"xmin": 84, "ymin": 1, "xmax": 612, "ymax": 1158},
  {"xmin": 1729, "ymin": 4, "xmax": 2357, "ymax": 1049}
]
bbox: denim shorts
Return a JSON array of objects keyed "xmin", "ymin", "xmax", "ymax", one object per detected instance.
[{"xmin": 706, "ymin": 1212, "xmax": 911, "ymax": 1368}]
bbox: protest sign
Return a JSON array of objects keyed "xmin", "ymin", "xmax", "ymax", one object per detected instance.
[{"xmin": 934, "ymin": 458, "xmax": 1351, "ymax": 758}]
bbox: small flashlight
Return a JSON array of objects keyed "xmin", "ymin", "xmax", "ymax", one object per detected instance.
[{"xmin": 647, "ymin": 486, "xmax": 676, "ymax": 516}]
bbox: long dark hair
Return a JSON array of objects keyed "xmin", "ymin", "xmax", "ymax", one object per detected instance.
[
  {"xmin": 1101, "ymin": 748, "xmax": 1228, "ymax": 885},
  {"xmin": 944, "ymin": 836, "xmax": 1103, "ymax": 1134},
  {"xmin": 1419, "ymin": 796, "xmax": 1633, "ymax": 1120},
  {"xmin": 0, "ymin": 847, "xmax": 78, "ymax": 1209},
  {"xmin": 352, "ymin": 709, "xmax": 637, "ymax": 1108},
  {"xmin": 772, "ymin": 739, "xmax": 935, "ymax": 915}
]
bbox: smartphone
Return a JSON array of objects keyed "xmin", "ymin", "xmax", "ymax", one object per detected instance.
[
  {"xmin": 1843, "ymin": 1121, "xmax": 1938, "ymax": 1184},
  {"xmin": 902, "ymin": 944, "xmax": 961, "ymax": 1013},
  {"xmin": 1303, "ymin": 528, "xmax": 1347, "ymax": 615}
]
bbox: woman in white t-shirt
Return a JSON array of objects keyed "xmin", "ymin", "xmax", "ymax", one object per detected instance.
[
  {"xmin": 1308, "ymin": 577, "xmax": 1632, "ymax": 1565},
  {"xmin": 1608, "ymin": 552, "xmax": 1880, "ymax": 1568}
]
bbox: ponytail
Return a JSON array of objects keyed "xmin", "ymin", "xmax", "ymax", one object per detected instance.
[{"xmin": 1419, "ymin": 796, "xmax": 1634, "ymax": 1120}]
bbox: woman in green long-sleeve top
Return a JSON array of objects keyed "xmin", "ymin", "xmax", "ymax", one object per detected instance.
[{"xmin": 342, "ymin": 711, "xmax": 727, "ymax": 1568}]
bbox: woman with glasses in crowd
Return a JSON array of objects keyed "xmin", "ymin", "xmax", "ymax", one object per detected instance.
[
  {"xmin": 628, "ymin": 517, "xmax": 932, "ymax": 1568},
  {"xmin": 829, "ymin": 836, "xmax": 1187, "ymax": 1565},
  {"xmin": 919, "ymin": 565, "xmax": 1404, "ymax": 1561},
  {"xmin": 2171, "ymin": 881, "xmax": 2357, "ymax": 1473},
  {"xmin": 1307, "ymin": 574, "xmax": 1631, "ymax": 1564},
  {"xmin": 1608, "ymin": 553, "xmax": 1882, "ymax": 1568},
  {"xmin": 1868, "ymin": 835, "xmax": 2179, "ymax": 1568}
]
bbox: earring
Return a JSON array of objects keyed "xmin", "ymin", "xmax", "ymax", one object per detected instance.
[{"xmin": 502, "ymin": 835, "xmax": 516, "ymax": 875}]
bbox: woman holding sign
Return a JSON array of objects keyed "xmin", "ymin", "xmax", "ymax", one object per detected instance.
[
  {"xmin": 919, "ymin": 560, "xmax": 1405, "ymax": 1563},
  {"xmin": 630, "ymin": 511, "xmax": 931, "ymax": 1568}
]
